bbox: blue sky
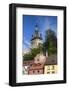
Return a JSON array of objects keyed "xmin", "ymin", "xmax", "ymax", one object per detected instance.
[{"xmin": 23, "ymin": 15, "xmax": 57, "ymax": 49}]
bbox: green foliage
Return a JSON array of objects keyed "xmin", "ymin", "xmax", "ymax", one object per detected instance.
[
  {"xmin": 23, "ymin": 53, "xmax": 33, "ymax": 60},
  {"xmin": 44, "ymin": 29, "xmax": 57, "ymax": 55},
  {"xmin": 23, "ymin": 46, "xmax": 43, "ymax": 60}
]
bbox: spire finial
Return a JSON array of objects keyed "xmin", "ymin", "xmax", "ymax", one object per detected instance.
[{"xmin": 35, "ymin": 24, "xmax": 39, "ymax": 32}]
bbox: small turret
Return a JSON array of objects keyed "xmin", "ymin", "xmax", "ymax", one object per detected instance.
[{"xmin": 31, "ymin": 24, "xmax": 42, "ymax": 41}]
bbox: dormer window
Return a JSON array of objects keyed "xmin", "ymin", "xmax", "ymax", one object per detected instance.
[{"xmin": 37, "ymin": 59, "xmax": 39, "ymax": 61}]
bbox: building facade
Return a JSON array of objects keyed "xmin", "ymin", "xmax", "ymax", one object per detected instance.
[
  {"xmin": 44, "ymin": 55, "xmax": 57, "ymax": 74},
  {"xmin": 28, "ymin": 63, "xmax": 44, "ymax": 75}
]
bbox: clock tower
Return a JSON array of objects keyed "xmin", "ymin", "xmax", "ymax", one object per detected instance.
[{"xmin": 31, "ymin": 24, "xmax": 43, "ymax": 48}]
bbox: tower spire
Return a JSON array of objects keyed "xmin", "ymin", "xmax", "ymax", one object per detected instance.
[{"xmin": 31, "ymin": 24, "xmax": 43, "ymax": 48}]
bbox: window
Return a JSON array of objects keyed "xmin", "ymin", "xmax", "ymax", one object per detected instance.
[
  {"xmin": 52, "ymin": 65, "xmax": 54, "ymax": 70},
  {"xmin": 33, "ymin": 70, "xmax": 35, "ymax": 73},
  {"xmin": 52, "ymin": 71, "xmax": 55, "ymax": 74},
  {"xmin": 47, "ymin": 66, "xmax": 50, "ymax": 70},
  {"xmin": 37, "ymin": 59, "xmax": 39, "ymax": 61},
  {"xmin": 30, "ymin": 64, "xmax": 32, "ymax": 66},
  {"xmin": 38, "ymin": 70, "xmax": 39, "ymax": 73},
  {"xmin": 47, "ymin": 72, "xmax": 50, "ymax": 74}
]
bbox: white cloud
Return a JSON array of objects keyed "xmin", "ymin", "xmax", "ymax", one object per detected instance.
[
  {"xmin": 23, "ymin": 40, "xmax": 31, "ymax": 49},
  {"xmin": 25, "ymin": 40, "xmax": 31, "ymax": 46}
]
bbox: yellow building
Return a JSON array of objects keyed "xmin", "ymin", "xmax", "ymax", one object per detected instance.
[{"xmin": 44, "ymin": 55, "xmax": 57, "ymax": 74}]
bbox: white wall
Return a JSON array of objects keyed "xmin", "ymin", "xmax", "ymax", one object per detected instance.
[{"xmin": 0, "ymin": 0, "xmax": 68, "ymax": 89}]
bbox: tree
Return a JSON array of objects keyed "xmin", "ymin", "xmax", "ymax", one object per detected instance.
[
  {"xmin": 44, "ymin": 29, "xmax": 57, "ymax": 55},
  {"xmin": 23, "ymin": 53, "xmax": 33, "ymax": 60},
  {"xmin": 23, "ymin": 46, "xmax": 43, "ymax": 60}
]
